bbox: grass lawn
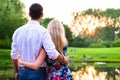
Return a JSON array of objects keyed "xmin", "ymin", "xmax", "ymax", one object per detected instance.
[
  {"xmin": 0, "ymin": 49, "xmax": 14, "ymax": 79},
  {"xmin": 0, "ymin": 47, "xmax": 120, "ymax": 64},
  {"xmin": 0, "ymin": 47, "xmax": 120, "ymax": 79},
  {"xmin": 67, "ymin": 47, "xmax": 120, "ymax": 62}
]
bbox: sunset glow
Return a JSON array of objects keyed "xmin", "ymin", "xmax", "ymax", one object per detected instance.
[{"xmin": 21, "ymin": 0, "xmax": 119, "ymax": 25}]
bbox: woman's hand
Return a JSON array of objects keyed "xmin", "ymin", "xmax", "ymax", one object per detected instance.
[
  {"xmin": 18, "ymin": 57, "xmax": 23, "ymax": 65},
  {"xmin": 17, "ymin": 49, "xmax": 47, "ymax": 70}
]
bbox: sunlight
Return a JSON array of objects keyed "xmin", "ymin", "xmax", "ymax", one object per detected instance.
[
  {"xmin": 70, "ymin": 13, "xmax": 116, "ymax": 36},
  {"xmin": 72, "ymin": 66, "xmax": 108, "ymax": 80},
  {"xmin": 21, "ymin": 0, "xmax": 119, "ymax": 25},
  {"xmin": 72, "ymin": 66, "xmax": 120, "ymax": 80},
  {"xmin": 71, "ymin": 15, "xmax": 99, "ymax": 36}
]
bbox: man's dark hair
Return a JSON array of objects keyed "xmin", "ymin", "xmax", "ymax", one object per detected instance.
[{"xmin": 29, "ymin": 3, "xmax": 43, "ymax": 20}]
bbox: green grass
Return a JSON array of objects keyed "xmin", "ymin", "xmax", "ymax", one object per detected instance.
[
  {"xmin": 0, "ymin": 49, "xmax": 11, "ymax": 62},
  {"xmin": 0, "ymin": 49, "xmax": 14, "ymax": 80},
  {"xmin": 67, "ymin": 47, "xmax": 120, "ymax": 62},
  {"xmin": 0, "ymin": 47, "xmax": 120, "ymax": 68},
  {"xmin": 0, "ymin": 47, "xmax": 120, "ymax": 63}
]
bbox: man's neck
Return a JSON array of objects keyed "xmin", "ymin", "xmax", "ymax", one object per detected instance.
[{"xmin": 31, "ymin": 18, "xmax": 41, "ymax": 22}]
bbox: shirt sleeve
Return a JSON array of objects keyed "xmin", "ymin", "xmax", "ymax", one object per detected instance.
[
  {"xmin": 42, "ymin": 30, "xmax": 59, "ymax": 60},
  {"xmin": 10, "ymin": 30, "xmax": 19, "ymax": 59}
]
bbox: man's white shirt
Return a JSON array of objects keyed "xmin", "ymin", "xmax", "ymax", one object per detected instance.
[{"xmin": 11, "ymin": 20, "xmax": 59, "ymax": 67}]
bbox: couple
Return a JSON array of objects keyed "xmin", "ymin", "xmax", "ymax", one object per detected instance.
[{"xmin": 10, "ymin": 3, "xmax": 73, "ymax": 80}]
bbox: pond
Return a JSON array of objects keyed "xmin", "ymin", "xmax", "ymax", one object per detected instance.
[
  {"xmin": 0, "ymin": 62, "xmax": 120, "ymax": 80},
  {"xmin": 71, "ymin": 67, "xmax": 120, "ymax": 80},
  {"xmin": 69, "ymin": 62, "xmax": 120, "ymax": 80}
]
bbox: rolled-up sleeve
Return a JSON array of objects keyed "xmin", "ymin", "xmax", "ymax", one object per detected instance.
[
  {"xmin": 10, "ymin": 31, "xmax": 19, "ymax": 59},
  {"xmin": 42, "ymin": 30, "xmax": 59, "ymax": 60}
]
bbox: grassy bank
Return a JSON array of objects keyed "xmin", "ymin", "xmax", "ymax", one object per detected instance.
[
  {"xmin": 1, "ymin": 47, "xmax": 120, "ymax": 62},
  {"xmin": 0, "ymin": 47, "xmax": 120, "ymax": 64}
]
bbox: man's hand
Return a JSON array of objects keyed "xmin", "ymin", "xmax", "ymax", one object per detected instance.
[
  {"xmin": 55, "ymin": 53, "xmax": 69, "ymax": 65},
  {"xmin": 15, "ymin": 72, "xmax": 18, "ymax": 80},
  {"xmin": 63, "ymin": 56, "xmax": 69, "ymax": 65},
  {"xmin": 12, "ymin": 59, "xmax": 19, "ymax": 80}
]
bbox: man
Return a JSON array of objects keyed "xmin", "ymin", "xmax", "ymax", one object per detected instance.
[{"xmin": 11, "ymin": 3, "xmax": 69, "ymax": 80}]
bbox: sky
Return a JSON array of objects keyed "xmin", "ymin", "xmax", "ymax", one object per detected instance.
[{"xmin": 21, "ymin": 0, "xmax": 120, "ymax": 25}]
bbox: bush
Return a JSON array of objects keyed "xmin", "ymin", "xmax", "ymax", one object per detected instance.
[
  {"xmin": 88, "ymin": 43, "xmax": 106, "ymax": 48},
  {"xmin": 102, "ymin": 41, "xmax": 112, "ymax": 47},
  {"xmin": 0, "ymin": 38, "xmax": 11, "ymax": 49},
  {"xmin": 112, "ymin": 38, "xmax": 120, "ymax": 47}
]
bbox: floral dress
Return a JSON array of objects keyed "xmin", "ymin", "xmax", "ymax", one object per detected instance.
[{"xmin": 45, "ymin": 46, "xmax": 73, "ymax": 80}]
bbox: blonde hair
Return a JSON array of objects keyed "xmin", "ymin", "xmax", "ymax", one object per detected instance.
[{"xmin": 47, "ymin": 19, "xmax": 68, "ymax": 54}]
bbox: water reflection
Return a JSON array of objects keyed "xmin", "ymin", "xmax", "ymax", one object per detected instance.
[
  {"xmin": 0, "ymin": 62, "xmax": 120, "ymax": 80},
  {"xmin": 69, "ymin": 62, "xmax": 120, "ymax": 80}
]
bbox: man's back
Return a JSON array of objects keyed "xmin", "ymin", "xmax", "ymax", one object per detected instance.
[{"xmin": 11, "ymin": 20, "xmax": 46, "ymax": 65}]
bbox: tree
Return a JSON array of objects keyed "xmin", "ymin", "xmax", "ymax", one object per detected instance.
[
  {"xmin": 99, "ymin": 26, "xmax": 116, "ymax": 41},
  {"xmin": 72, "ymin": 34, "xmax": 85, "ymax": 47},
  {"xmin": 0, "ymin": 0, "xmax": 28, "ymax": 39},
  {"xmin": 63, "ymin": 24, "xmax": 73, "ymax": 46},
  {"xmin": 0, "ymin": 0, "xmax": 28, "ymax": 49},
  {"xmin": 103, "ymin": 9, "xmax": 120, "ymax": 27},
  {"xmin": 71, "ymin": 8, "xmax": 120, "ymax": 44},
  {"xmin": 40, "ymin": 18, "xmax": 53, "ymax": 28},
  {"xmin": 71, "ymin": 8, "xmax": 104, "ymax": 38}
]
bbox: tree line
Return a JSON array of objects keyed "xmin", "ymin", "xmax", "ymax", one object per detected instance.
[
  {"xmin": 0, "ymin": 0, "xmax": 120, "ymax": 49},
  {"xmin": 70, "ymin": 8, "xmax": 120, "ymax": 47}
]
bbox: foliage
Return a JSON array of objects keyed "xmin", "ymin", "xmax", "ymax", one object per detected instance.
[
  {"xmin": 40, "ymin": 18, "xmax": 53, "ymax": 28},
  {"xmin": 63, "ymin": 24, "xmax": 73, "ymax": 46},
  {"xmin": 0, "ymin": 37, "xmax": 11, "ymax": 49},
  {"xmin": 0, "ymin": 0, "xmax": 28, "ymax": 39},
  {"xmin": 72, "ymin": 35, "xmax": 85, "ymax": 47},
  {"xmin": 103, "ymin": 8, "xmax": 120, "ymax": 18},
  {"xmin": 71, "ymin": 8, "xmax": 120, "ymax": 47},
  {"xmin": 112, "ymin": 38, "xmax": 120, "ymax": 47},
  {"xmin": 99, "ymin": 26, "xmax": 116, "ymax": 41},
  {"xmin": 0, "ymin": 0, "xmax": 28, "ymax": 49},
  {"xmin": 83, "ymin": 8, "xmax": 103, "ymax": 17},
  {"xmin": 88, "ymin": 43, "xmax": 106, "ymax": 48},
  {"xmin": 101, "ymin": 41, "xmax": 112, "ymax": 47},
  {"xmin": 83, "ymin": 36, "xmax": 95, "ymax": 47}
]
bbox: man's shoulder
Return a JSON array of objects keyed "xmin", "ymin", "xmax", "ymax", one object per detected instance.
[
  {"xmin": 39, "ymin": 24, "xmax": 46, "ymax": 29},
  {"xmin": 13, "ymin": 24, "xmax": 22, "ymax": 30},
  {"xmin": 12, "ymin": 24, "xmax": 26, "ymax": 38},
  {"xmin": 37, "ymin": 25, "xmax": 47, "ymax": 32},
  {"xmin": 14, "ymin": 24, "xmax": 26, "ymax": 32}
]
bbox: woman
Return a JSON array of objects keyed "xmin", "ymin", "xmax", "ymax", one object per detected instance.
[{"xmin": 19, "ymin": 19, "xmax": 73, "ymax": 80}]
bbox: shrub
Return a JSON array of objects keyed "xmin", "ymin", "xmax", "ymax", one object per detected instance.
[
  {"xmin": 0, "ymin": 38, "xmax": 11, "ymax": 49},
  {"xmin": 112, "ymin": 38, "xmax": 120, "ymax": 47},
  {"xmin": 88, "ymin": 43, "xmax": 106, "ymax": 48},
  {"xmin": 102, "ymin": 41, "xmax": 112, "ymax": 47}
]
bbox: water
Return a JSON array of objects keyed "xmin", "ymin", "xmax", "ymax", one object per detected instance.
[{"xmin": 0, "ymin": 62, "xmax": 120, "ymax": 80}]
